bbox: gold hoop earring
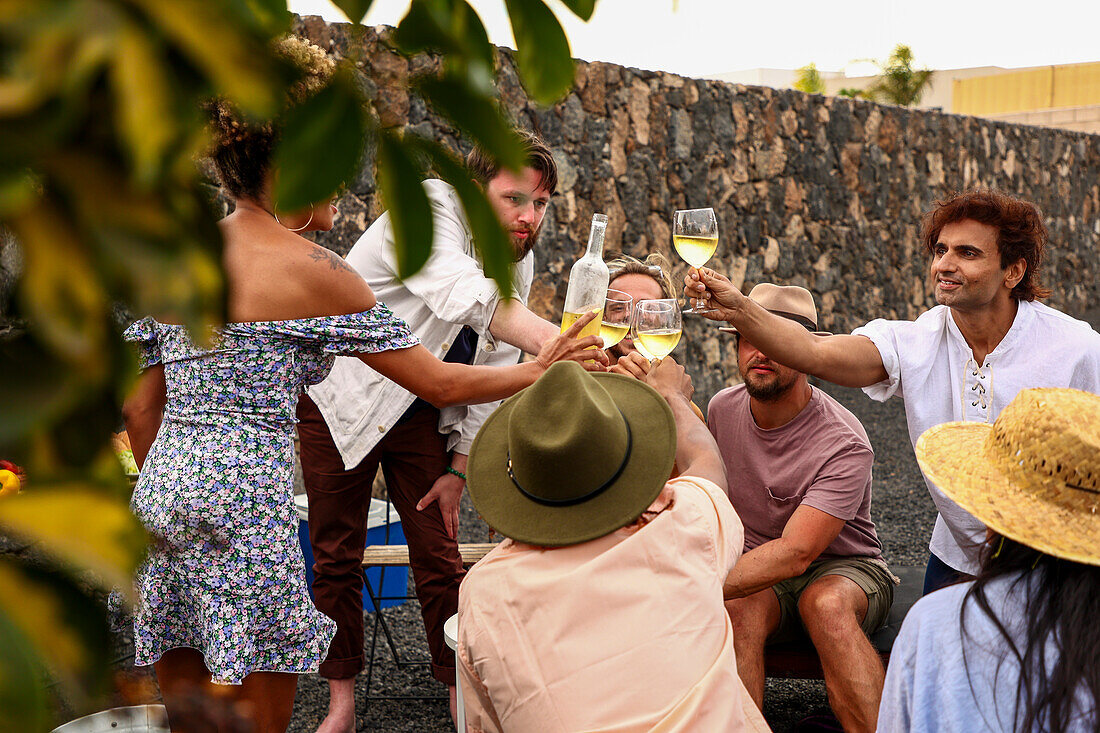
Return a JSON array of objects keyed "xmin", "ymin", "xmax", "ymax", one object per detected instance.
[{"xmin": 274, "ymin": 206, "xmax": 314, "ymax": 233}]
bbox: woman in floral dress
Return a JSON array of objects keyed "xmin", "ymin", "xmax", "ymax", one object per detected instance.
[{"xmin": 121, "ymin": 37, "xmax": 604, "ymax": 732}]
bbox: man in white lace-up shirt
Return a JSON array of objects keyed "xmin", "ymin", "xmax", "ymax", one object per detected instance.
[{"xmin": 687, "ymin": 189, "xmax": 1100, "ymax": 597}]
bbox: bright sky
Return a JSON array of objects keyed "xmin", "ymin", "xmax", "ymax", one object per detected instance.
[{"xmin": 290, "ymin": 0, "xmax": 1100, "ymax": 78}]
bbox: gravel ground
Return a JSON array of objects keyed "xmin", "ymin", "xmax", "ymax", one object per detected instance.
[{"xmin": 102, "ymin": 379, "xmax": 934, "ymax": 733}]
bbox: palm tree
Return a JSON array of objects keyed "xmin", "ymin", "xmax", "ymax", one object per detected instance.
[
  {"xmin": 793, "ymin": 63, "xmax": 826, "ymax": 95},
  {"xmin": 865, "ymin": 44, "xmax": 933, "ymax": 106}
]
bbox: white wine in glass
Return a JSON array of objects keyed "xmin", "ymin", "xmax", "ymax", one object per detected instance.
[
  {"xmin": 673, "ymin": 207, "xmax": 719, "ymax": 314},
  {"xmin": 632, "ymin": 299, "xmax": 682, "ymax": 361},
  {"xmin": 600, "ymin": 289, "xmax": 633, "ymax": 349}
]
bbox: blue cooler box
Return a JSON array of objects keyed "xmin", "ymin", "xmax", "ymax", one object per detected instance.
[{"xmin": 295, "ymin": 494, "xmax": 408, "ymax": 609}]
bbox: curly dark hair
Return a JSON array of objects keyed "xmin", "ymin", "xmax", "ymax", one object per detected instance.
[
  {"xmin": 921, "ymin": 189, "xmax": 1051, "ymax": 301},
  {"xmin": 465, "ymin": 130, "xmax": 558, "ymax": 195},
  {"xmin": 205, "ymin": 36, "xmax": 335, "ymax": 201}
]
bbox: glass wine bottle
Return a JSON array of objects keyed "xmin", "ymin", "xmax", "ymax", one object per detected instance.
[{"xmin": 560, "ymin": 213, "xmax": 609, "ymax": 341}]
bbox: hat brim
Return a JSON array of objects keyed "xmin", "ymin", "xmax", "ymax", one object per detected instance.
[
  {"xmin": 466, "ymin": 372, "xmax": 676, "ymax": 547},
  {"xmin": 915, "ymin": 422, "xmax": 1100, "ymax": 566},
  {"xmin": 718, "ymin": 326, "xmax": 832, "ymax": 337}
]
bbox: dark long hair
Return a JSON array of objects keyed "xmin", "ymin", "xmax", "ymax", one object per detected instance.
[{"xmin": 960, "ymin": 534, "xmax": 1100, "ymax": 732}]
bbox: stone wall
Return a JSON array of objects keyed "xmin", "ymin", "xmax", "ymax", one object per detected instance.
[{"xmin": 297, "ymin": 18, "xmax": 1100, "ymax": 405}]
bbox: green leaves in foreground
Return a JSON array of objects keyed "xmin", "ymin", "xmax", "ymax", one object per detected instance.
[
  {"xmin": 377, "ymin": 131, "xmax": 433, "ymax": 279},
  {"xmin": 272, "ymin": 67, "xmax": 370, "ymax": 211},
  {"xmin": 0, "ymin": 560, "xmax": 113, "ymax": 731},
  {"xmin": 408, "ymin": 136, "xmax": 516, "ymax": 295},
  {"xmin": 503, "ymin": 0, "xmax": 576, "ymax": 104}
]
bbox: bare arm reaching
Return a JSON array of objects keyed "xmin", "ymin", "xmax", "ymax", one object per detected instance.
[
  {"xmin": 685, "ymin": 267, "xmax": 889, "ymax": 388},
  {"xmin": 488, "ymin": 299, "xmax": 560, "ymax": 355},
  {"xmin": 360, "ymin": 310, "xmax": 607, "ymax": 408},
  {"xmin": 642, "ymin": 357, "xmax": 727, "ymax": 492}
]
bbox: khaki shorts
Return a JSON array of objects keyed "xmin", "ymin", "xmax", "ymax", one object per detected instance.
[{"xmin": 766, "ymin": 556, "xmax": 895, "ymax": 645}]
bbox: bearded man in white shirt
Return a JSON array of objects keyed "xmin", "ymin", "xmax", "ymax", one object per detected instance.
[
  {"xmin": 297, "ymin": 131, "xmax": 590, "ymax": 731},
  {"xmin": 687, "ymin": 189, "xmax": 1100, "ymax": 598}
]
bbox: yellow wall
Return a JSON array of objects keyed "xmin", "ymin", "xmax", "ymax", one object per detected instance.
[{"xmin": 952, "ymin": 62, "xmax": 1100, "ymax": 115}]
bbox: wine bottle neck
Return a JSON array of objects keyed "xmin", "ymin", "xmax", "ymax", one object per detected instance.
[{"xmin": 585, "ymin": 215, "xmax": 608, "ymax": 258}]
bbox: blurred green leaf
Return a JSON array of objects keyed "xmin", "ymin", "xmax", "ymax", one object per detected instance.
[
  {"xmin": 377, "ymin": 131, "xmax": 434, "ymax": 279},
  {"xmin": 0, "ymin": 486, "xmax": 147, "ymax": 594},
  {"xmin": 0, "ymin": 333, "xmax": 88, "ymax": 446},
  {"xmin": 0, "ymin": 169, "xmax": 40, "ymax": 218},
  {"xmin": 417, "ymin": 72, "xmax": 525, "ymax": 171},
  {"xmin": 0, "ymin": 559, "xmax": 113, "ymax": 720},
  {"xmin": 332, "ymin": 0, "xmax": 376, "ymax": 24},
  {"xmin": 111, "ymin": 24, "xmax": 176, "ymax": 185},
  {"xmin": 558, "ymin": 0, "xmax": 596, "ymax": 21},
  {"xmin": 227, "ymin": 0, "xmax": 293, "ymax": 34},
  {"xmin": 272, "ymin": 67, "xmax": 369, "ymax": 211},
  {"xmin": 503, "ymin": 0, "xmax": 575, "ymax": 104},
  {"xmin": 408, "ymin": 136, "xmax": 515, "ymax": 296},
  {"xmin": 396, "ymin": 0, "xmax": 494, "ymax": 71},
  {"xmin": 0, "ymin": 594, "xmax": 51, "ymax": 733},
  {"xmin": 11, "ymin": 199, "xmax": 108, "ymax": 376},
  {"xmin": 130, "ymin": 0, "xmax": 281, "ymax": 117}
]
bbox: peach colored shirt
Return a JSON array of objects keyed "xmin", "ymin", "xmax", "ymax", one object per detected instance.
[{"xmin": 457, "ymin": 476, "xmax": 766, "ymax": 733}]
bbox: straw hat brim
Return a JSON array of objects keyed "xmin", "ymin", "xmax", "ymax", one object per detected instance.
[
  {"xmin": 466, "ymin": 372, "xmax": 676, "ymax": 547},
  {"xmin": 915, "ymin": 421, "xmax": 1100, "ymax": 566}
]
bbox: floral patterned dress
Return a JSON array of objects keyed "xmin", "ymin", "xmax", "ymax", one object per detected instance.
[{"xmin": 123, "ymin": 308, "xmax": 417, "ymax": 685}]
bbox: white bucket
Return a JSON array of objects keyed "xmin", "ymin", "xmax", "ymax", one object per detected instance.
[{"xmin": 51, "ymin": 705, "xmax": 168, "ymax": 733}]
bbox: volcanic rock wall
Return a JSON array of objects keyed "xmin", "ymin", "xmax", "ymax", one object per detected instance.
[{"xmin": 298, "ymin": 18, "xmax": 1100, "ymax": 404}]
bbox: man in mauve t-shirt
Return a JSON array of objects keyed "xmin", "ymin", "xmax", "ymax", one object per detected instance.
[{"xmin": 709, "ymin": 283, "xmax": 896, "ymax": 733}]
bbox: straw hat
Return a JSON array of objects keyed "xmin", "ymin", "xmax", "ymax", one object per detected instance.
[
  {"xmin": 718, "ymin": 283, "xmax": 831, "ymax": 336},
  {"xmin": 466, "ymin": 361, "xmax": 676, "ymax": 547},
  {"xmin": 915, "ymin": 388, "xmax": 1100, "ymax": 566}
]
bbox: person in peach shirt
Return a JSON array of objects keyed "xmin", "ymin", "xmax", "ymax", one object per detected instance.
[{"xmin": 456, "ymin": 359, "xmax": 771, "ymax": 732}]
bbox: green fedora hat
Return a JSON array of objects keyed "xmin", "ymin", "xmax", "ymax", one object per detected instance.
[{"xmin": 467, "ymin": 361, "xmax": 677, "ymax": 547}]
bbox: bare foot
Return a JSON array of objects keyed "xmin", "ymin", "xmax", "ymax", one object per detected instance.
[{"xmin": 316, "ymin": 677, "xmax": 356, "ymax": 733}]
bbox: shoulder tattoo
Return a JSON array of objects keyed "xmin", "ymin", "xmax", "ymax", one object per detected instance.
[{"xmin": 308, "ymin": 246, "xmax": 356, "ymax": 275}]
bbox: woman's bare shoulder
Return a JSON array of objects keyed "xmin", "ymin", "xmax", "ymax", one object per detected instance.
[{"xmin": 222, "ymin": 223, "xmax": 376, "ymax": 321}]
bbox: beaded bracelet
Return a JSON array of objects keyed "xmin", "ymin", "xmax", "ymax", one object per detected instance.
[{"xmin": 445, "ymin": 466, "xmax": 467, "ymax": 481}]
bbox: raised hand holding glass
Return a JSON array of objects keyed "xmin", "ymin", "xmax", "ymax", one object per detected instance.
[{"xmin": 673, "ymin": 207, "xmax": 718, "ymax": 314}]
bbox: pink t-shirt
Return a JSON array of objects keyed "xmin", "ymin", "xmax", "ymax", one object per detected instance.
[
  {"xmin": 456, "ymin": 477, "xmax": 770, "ymax": 733},
  {"xmin": 707, "ymin": 385, "xmax": 882, "ymax": 559}
]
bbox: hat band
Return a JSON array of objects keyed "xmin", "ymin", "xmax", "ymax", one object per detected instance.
[
  {"xmin": 506, "ymin": 416, "xmax": 634, "ymax": 507},
  {"xmin": 768, "ymin": 308, "xmax": 818, "ymax": 331}
]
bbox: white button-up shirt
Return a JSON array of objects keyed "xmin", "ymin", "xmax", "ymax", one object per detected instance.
[
  {"xmin": 308, "ymin": 179, "xmax": 532, "ymax": 469},
  {"xmin": 853, "ymin": 300, "xmax": 1100, "ymax": 574}
]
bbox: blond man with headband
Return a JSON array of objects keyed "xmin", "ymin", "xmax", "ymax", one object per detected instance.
[
  {"xmin": 879, "ymin": 388, "xmax": 1100, "ymax": 732},
  {"xmin": 604, "ymin": 252, "xmax": 677, "ymax": 361}
]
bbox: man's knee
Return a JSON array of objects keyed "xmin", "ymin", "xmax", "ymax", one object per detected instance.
[
  {"xmin": 797, "ymin": 578, "xmax": 866, "ymax": 637},
  {"xmin": 725, "ymin": 594, "xmax": 775, "ymax": 644}
]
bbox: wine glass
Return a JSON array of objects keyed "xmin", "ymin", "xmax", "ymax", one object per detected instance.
[
  {"xmin": 673, "ymin": 207, "xmax": 718, "ymax": 314},
  {"xmin": 631, "ymin": 299, "xmax": 682, "ymax": 362},
  {"xmin": 599, "ymin": 289, "xmax": 633, "ymax": 349}
]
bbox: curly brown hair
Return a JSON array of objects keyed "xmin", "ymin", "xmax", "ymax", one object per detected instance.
[
  {"xmin": 921, "ymin": 189, "xmax": 1051, "ymax": 301},
  {"xmin": 206, "ymin": 36, "xmax": 335, "ymax": 201},
  {"xmin": 465, "ymin": 130, "xmax": 558, "ymax": 195}
]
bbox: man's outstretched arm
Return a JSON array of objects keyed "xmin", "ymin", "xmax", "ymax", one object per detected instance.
[
  {"xmin": 685, "ymin": 268, "xmax": 889, "ymax": 388},
  {"xmin": 643, "ymin": 357, "xmax": 727, "ymax": 494},
  {"xmin": 488, "ymin": 299, "xmax": 559, "ymax": 355}
]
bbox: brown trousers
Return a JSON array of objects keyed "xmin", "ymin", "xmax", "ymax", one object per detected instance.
[{"xmin": 296, "ymin": 394, "xmax": 464, "ymax": 683}]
